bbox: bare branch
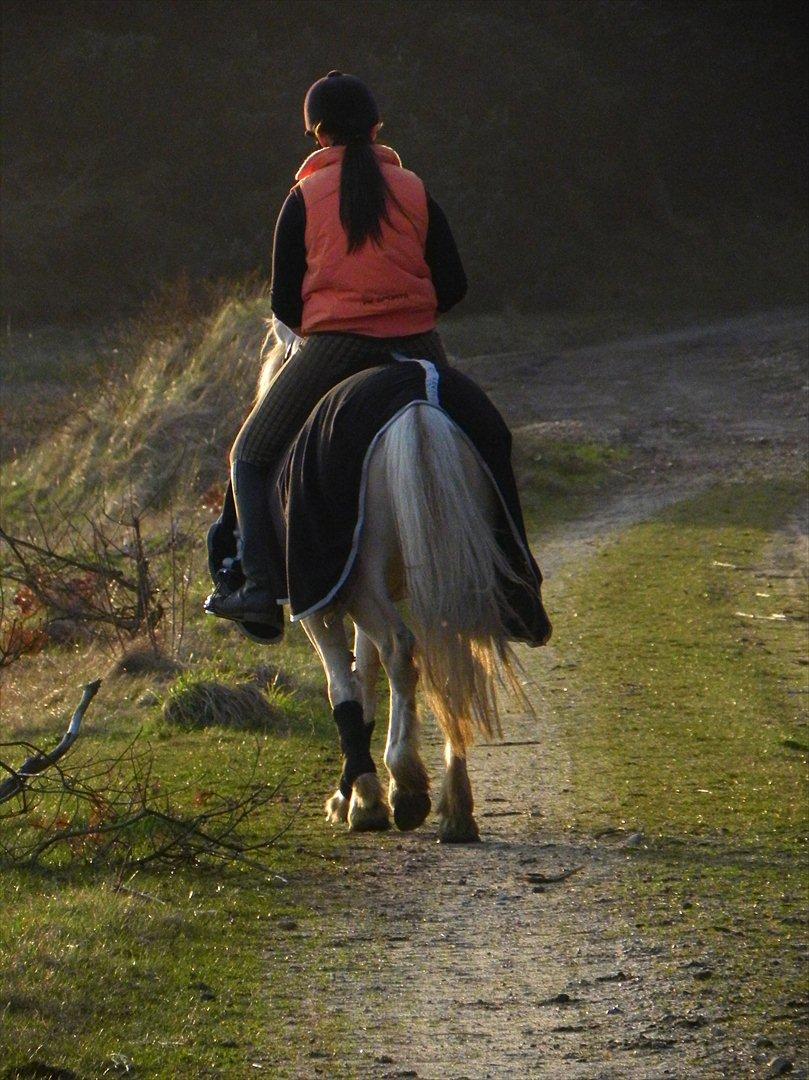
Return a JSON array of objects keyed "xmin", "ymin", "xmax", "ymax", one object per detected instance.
[
  {"xmin": 0, "ymin": 525, "xmax": 139, "ymax": 592},
  {"xmin": 0, "ymin": 723, "xmax": 294, "ymax": 879},
  {"xmin": 0, "ymin": 502, "xmax": 168, "ymax": 659},
  {"xmin": 0, "ymin": 680, "xmax": 102, "ymax": 805}
]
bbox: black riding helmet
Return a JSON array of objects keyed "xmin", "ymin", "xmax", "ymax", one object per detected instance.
[{"xmin": 304, "ymin": 70, "xmax": 380, "ymax": 140}]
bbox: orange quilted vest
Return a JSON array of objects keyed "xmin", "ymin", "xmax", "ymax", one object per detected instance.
[{"xmin": 295, "ymin": 145, "xmax": 438, "ymax": 337}]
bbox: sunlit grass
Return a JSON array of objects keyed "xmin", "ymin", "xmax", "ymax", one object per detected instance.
[
  {"xmin": 552, "ymin": 479, "xmax": 807, "ymax": 842},
  {"xmin": 0, "ymin": 559, "xmax": 363, "ymax": 1074},
  {"xmin": 542, "ymin": 478, "xmax": 808, "ymax": 1042}
]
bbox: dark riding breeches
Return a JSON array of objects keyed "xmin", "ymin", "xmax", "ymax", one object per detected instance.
[{"xmin": 231, "ymin": 329, "xmax": 448, "ymax": 467}]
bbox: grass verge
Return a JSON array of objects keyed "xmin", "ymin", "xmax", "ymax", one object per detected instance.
[
  {"xmin": 514, "ymin": 432, "xmax": 631, "ymax": 532},
  {"xmin": 549, "ymin": 479, "xmax": 807, "ymax": 1042},
  {"xmin": 0, "ymin": 609, "xmax": 366, "ymax": 1078}
]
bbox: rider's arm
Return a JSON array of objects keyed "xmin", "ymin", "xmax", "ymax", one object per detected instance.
[
  {"xmin": 270, "ymin": 188, "xmax": 307, "ymax": 332},
  {"xmin": 425, "ymin": 193, "xmax": 468, "ymax": 313}
]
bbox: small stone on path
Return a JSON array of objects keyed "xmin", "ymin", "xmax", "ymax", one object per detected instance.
[{"xmin": 539, "ymin": 992, "xmax": 574, "ymax": 1005}]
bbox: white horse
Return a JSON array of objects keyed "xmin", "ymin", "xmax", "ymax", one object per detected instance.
[{"xmin": 258, "ymin": 322, "xmax": 548, "ymax": 842}]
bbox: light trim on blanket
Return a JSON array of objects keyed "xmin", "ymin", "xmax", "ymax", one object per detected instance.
[{"xmin": 392, "ymin": 352, "xmax": 440, "ymax": 404}]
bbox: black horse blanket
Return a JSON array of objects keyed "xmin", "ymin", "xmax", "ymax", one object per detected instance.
[{"xmin": 208, "ymin": 358, "xmax": 549, "ymax": 645}]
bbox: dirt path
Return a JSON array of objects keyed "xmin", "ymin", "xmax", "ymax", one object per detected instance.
[{"xmin": 286, "ymin": 310, "xmax": 807, "ymax": 1079}]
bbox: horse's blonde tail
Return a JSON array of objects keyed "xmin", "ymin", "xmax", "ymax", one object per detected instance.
[{"xmin": 381, "ymin": 405, "xmax": 527, "ymax": 754}]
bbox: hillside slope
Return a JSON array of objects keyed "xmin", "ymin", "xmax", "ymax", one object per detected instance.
[{"xmin": 7, "ymin": 298, "xmax": 273, "ymax": 515}]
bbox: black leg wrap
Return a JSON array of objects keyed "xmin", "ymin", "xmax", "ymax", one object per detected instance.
[{"xmin": 333, "ymin": 700, "xmax": 376, "ymax": 799}]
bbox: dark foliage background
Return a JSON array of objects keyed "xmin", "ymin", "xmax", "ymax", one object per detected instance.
[{"xmin": 2, "ymin": 0, "xmax": 806, "ymax": 322}]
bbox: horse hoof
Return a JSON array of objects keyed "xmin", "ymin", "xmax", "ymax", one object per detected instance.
[
  {"xmin": 392, "ymin": 791, "xmax": 431, "ymax": 832},
  {"xmin": 325, "ymin": 790, "xmax": 349, "ymax": 824},
  {"xmin": 437, "ymin": 815, "xmax": 481, "ymax": 843},
  {"xmin": 347, "ymin": 773, "xmax": 391, "ymax": 832},
  {"xmin": 348, "ymin": 804, "xmax": 391, "ymax": 831}
]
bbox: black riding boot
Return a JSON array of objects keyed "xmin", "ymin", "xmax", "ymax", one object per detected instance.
[{"xmin": 205, "ymin": 459, "xmax": 284, "ymax": 635}]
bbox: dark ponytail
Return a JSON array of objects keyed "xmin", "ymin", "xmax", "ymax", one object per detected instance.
[
  {"xmin": 303, "ymin": 71, "xmax": 396, "ymax": 250},
  {"xmin": 338, "ymin": 136, "xmax": 392, "ymax": 252}
]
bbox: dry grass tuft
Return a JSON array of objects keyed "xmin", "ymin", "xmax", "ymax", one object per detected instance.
[
  {"xmin": 162, "ymin": 678, "xmax": 283, "ymax": 731},
  {"xmin": 250, "ymin": 664, "xmax": 296, "ymax": 694},
  {"xmin": 110, "ymin": 646, "xmax": 183, "ymax": 680}
]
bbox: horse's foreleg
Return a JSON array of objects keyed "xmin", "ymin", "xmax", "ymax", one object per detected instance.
[
  {"xmin": 436, "ymin": 741, "xmax": 480, "ymax": 843},
  {"xmin": 350, "ymin": 592, "xmax": 430, "ymax": 832},
  {"xmin": 302, "ymin": 613, "xmax": 389, "ymax": 831}
]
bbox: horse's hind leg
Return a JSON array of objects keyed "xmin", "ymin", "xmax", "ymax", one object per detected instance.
[
  {"xmin": 437, "ymin": 741, "xmax": 480, "ymax": 843},
  {"xmin": 349, "ymin": 592, "xmax": 431, "ymax": 832},
  {"xmin": 354, "ymin": 626, "xmax": 381, "ymax": 727},
  {"xmin": 301, "ymin": 613, "xmax": 389, "ymax": 831}
]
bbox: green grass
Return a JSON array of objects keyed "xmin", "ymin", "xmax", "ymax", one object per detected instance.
[
  {"xmin": 515, "ymin": 434, "xmax": 632, "ymax": 532},
  {"xmin": 0, "ymin": 603, "xmax": 369, "ymax": 1077},
  {"xmin": 553, "ymin": 479, "xmax": 807, "ymax": 840},
  {"xmin": 546, "ymin": 479, "xmax": 808, "ymax": 1040}
]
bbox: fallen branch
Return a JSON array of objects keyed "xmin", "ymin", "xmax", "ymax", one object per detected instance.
[
  {"xmin": 0, "ymin": 504, "xmax": 168, "ymax": 661},
  {"xmin": 0, "ymin": 680, "xmax": 101, "ymax": 805},
  {"xmin": 0, "ymin": 724, "xmax": 297, "ymax": 877}
]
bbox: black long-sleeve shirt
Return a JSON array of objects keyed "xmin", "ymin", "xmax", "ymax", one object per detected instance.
[{"xmin": 270, "ymin": 187, "xmax": 467, "ymax": 330}]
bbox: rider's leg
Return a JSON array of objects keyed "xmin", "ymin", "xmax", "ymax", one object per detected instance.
[
  {"xmin": 205, "ymin": 456, "xmax": 285, "ymax": 629},
  {"xmin": 208, "ymin": 334, "xmax": 386, "ymax": 624},
  {"xmin": 302, "ymin": 612, "xmax": 389, "ymax": 831}
]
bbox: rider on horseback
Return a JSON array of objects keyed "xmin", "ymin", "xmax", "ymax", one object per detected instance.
[{"xmin": 206, "ymin": 70, "xmax": 467, "ymax": 636}]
